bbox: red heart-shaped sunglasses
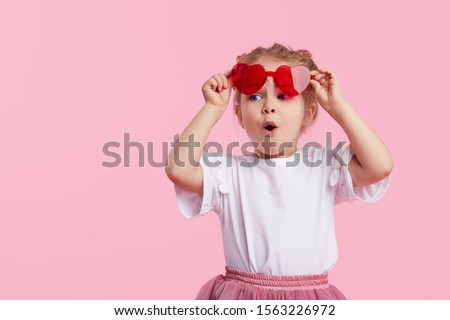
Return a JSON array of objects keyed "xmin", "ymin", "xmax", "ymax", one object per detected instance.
[{"xmin": 231, "ymin": 63, "xmax": 311, "ymax": 96}]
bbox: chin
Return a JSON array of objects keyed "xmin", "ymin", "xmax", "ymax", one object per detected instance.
[{"xmin": 256, "ymin": 144, "xmax": 290, "ymax": 157}]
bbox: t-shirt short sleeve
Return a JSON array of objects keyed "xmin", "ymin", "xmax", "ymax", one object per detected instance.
[
  {"xmin": 173, "ymin": 152, "xmax": 230, "ymax": 220},
  {"xmin": 328, "ymin": 144, "xmax": 391, "ymax": 205}
]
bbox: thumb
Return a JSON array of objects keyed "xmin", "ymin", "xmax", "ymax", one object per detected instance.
[
  {"xmin": 309, "ymin": 79, "xmax": 321, "ymax": 96},
  {"xmin": 224, "ymin": 69, "xmax": 233, "ymax": 88}
]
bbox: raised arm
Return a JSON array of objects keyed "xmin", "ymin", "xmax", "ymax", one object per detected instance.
[
  {"xmin": 310, "ymin": 69, "xmax": 393, "ymax": 187},
  {"xmin": 165, "ymin": 70, "xmax": 232, "ymax": 193}
]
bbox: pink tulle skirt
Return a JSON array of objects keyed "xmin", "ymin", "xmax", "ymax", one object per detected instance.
[{"xmin": 195, "ymin": 266, "xmax": 347, "ymax": 300}]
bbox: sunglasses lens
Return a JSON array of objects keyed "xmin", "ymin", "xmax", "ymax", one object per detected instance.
[
  {"xmin": 290, "ymin": 65, "xmax": 311, "ymax": 95},
  {"xmin": 275, "ymin": 65, "xmax": 311, "ymax": 96},
  {"xmin": 231, "ymin": 64, "xmax": 265, "ymax": 95},
  {"xmin": 275, "ymin": 65, "xmax": 297, "ymax": 96}
]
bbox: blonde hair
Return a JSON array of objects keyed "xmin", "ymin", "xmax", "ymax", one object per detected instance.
[{"xmin": 233, "ymin": 43, "xmax": 320, "ymax": 131}]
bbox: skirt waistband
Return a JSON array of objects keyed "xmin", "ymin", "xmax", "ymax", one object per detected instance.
[{"xmin": 224, "ymin": 266, "xmax": 329, "ymax": 291}]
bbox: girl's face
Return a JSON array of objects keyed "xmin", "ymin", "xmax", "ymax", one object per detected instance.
[{"xmin": 234, "ymin": 58, "xmax": 316, "ymax": 159}]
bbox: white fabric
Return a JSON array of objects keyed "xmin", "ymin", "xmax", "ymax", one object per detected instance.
[{"xmin": 174, "ymin": 144, "xmax": 390, "ymax": 276}]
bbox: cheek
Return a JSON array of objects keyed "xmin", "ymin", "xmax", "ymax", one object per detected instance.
[
  {"xmin": 240, "ymin": 107, "xmax": 259, "ymax": 125},
  {"xmin": 283, "ymin": 107, "xmax": 305, "ymax": 126}
]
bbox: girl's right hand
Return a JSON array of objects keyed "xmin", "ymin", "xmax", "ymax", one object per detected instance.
[{"xmin": 201, "ymin": 70, "xmax": 232, "ymax": 109}]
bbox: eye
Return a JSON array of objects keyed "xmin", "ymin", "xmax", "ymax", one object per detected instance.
[
  {"xmin": 248, "ymin": 94, "xmax": 290, "ymax": 101},
  {"xmin": 249, "ymin": 94, "xmax": 262, "ymax": 101}
]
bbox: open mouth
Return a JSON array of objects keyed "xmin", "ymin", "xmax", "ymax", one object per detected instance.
[{"xmin": 263, "ymin": 122, "xmax": 278, "ymax": 135}]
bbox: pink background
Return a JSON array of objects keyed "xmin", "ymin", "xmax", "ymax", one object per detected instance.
[{"xmin": 1, "ymin": 0, "xmax": 449, "ymax": 299}]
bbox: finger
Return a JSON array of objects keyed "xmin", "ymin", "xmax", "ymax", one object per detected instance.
[
  {"xmin": 320, "ymin": 68, "xmax": 335, "ymax": 77},
  {"xmin": 320, "ymin": 69, "xmax": 339, "ymax": 85},
  {"xmin": 309, "ymin": 79, "xmax": 321, "ymax": 94},
  {"xmin": 224, "ymin": 69, "xmax": 232, "ymax": 77},
  {"xmin": 220, "ymin": 73, "xmax": 229, "ymax": 89},
  {"xmin": 312, "ymin": 73, "xmax": 326, "ymax": 81},
  {"xmin": 209, "ymin": 77, "xmax": 218, "ymax": 91},
  {"xmin": 213, "ymin": 74, "xmax": 224, "ymax": 90},
  {"xmin": 312, "ymin": 69, "xmax": 325, "ymax": 75}
]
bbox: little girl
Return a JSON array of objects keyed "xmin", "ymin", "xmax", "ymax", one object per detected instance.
[{"xmin": 165, "ymin": 43, "xmax": 393, "ymax": 300}]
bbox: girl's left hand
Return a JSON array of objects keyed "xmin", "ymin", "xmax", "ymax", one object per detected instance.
[{"xmin": 309, "ymin": 69, "xmax": 346, "ymax": 111}]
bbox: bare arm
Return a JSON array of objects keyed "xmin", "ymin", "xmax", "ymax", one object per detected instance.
[
  {"xmin": 330, "ymin": 100, "xmax": 393, "ymax": 187},
  {"xmin": 165, "ymin": 70, "xmax": 232, "ymax": 193},
  {"xmin": 310, "ymin": 68, "xmax": 393, "ymax": 187}
]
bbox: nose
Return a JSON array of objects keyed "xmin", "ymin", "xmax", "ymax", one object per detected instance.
[
  {"xmin": 261, "ymin": 77, "xmax": 277, "ymax": 114},
  {"xmin": 262, "ymin": 104, "xmax": 276, "ymax": 114}
]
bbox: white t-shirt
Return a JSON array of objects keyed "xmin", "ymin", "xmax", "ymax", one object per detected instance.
[{"xmin": 174, "ymin": 144, "xmax": 391, "ymax": 276}]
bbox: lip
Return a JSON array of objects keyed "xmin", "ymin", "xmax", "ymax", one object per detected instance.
[
  {"xmin": 262, "ymin": 121, "xmax": 278, "ymax": 136},
  {"xmin": 263, "ymin": 127, "xmax": 278, "ymax": 136},
  {"xmin": 262, "ymin": 121, "xmax": 278, "ymax": 128}
]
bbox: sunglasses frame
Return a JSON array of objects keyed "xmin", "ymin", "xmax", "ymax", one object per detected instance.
[{"xmin": 231, "ymin": 63, "xmax": 311, "ymax": 96}]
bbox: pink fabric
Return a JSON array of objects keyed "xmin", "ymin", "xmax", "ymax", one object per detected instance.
[{"xmin": 195, "ymin": 266, "xmax": 347, "ymax": 300}]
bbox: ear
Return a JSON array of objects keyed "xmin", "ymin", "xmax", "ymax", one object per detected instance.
[
  {"xmin": 234, "ymin": 103, "xmax": 245, "ymax": 129},
  {"xmin": 302, "ymin": 102, "xmax": 317, "ymax": 127}
]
